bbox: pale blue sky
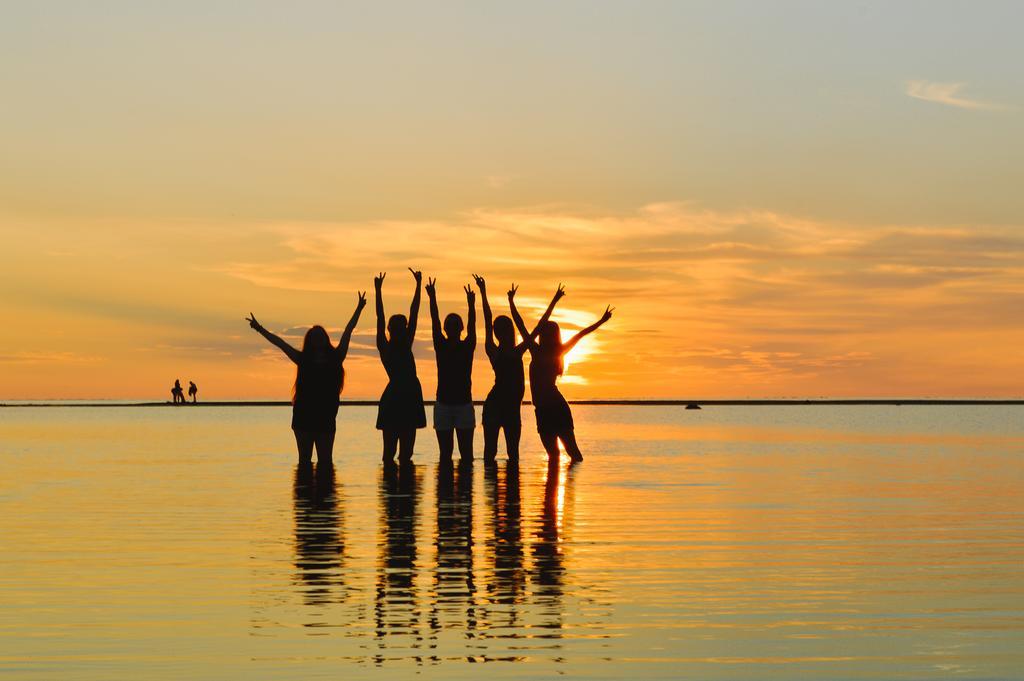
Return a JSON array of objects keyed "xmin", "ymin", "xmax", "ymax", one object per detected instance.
[{"xmin": 1, "ymin": 0, "xmax": 1021, "ymax": 224}]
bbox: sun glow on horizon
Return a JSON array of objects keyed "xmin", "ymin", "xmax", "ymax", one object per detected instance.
[{"xmin": 1, "ymin": 3, "xmax": 1022, "ymax": 399}]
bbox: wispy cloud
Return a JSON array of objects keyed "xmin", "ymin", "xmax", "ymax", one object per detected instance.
[
  {"xmin": 906, "ymin": 80, "xmax": 1004, "ymax": 111},
  {"xmin": 209, "ymin": 203, "xmax": 1024, "ymax": 397}
]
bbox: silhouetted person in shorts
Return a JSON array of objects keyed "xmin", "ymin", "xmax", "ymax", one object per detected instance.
[
  {"xmin": 171, "ymin": 379, "xmax": 185, "ymax": 404},
  {"xmin": 246, "ymin": 291, "xmax": 366, "ymax": 466},
  {"xmin": 509, "ymin": 287, "xmax": 613, "ymax": 463},
  {"xmin": 374, "ymin": 269, "xmax": 427, "ymax": 464},
  {"xmin": 473, "ymin": 275, "xmax": 562, "ymax": 463},
  {"xmin": 426, "ymin": 277, "xmax": 477, "ymax": 463},
  {"xmin": 188, "ymin": 381, "xmax": 198, "ymax": 403}
]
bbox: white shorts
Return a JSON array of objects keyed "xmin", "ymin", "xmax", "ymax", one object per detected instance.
[{"xmin": 433, "ymin": 402, "xmax": 476, "ymax": 430}]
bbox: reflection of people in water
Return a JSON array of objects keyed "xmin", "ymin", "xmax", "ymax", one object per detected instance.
[
  {"xmin": 171, "ymin": 379, "xmax": 185, "ymax": 404},
  {"xmin": 482, "ymin": 461, "xmax": 524, "ymax": 633},
  {"xmin": 509, "ymin": 286, "xmax": 613, "ymax": 462},
  {"xmin": 430, "ymin": 460, "xmax": 476, "ymax": 638},
  {"xmin": 187, "ymin": 381, "xmax": 198, "ymax": 403},
  {"xmin": 531, "ymin": 460, "xmax": 574, "ymax": 636},
  {"xmin": 426, "ymin": 278, "xmax": 477, "ymax": 463},
  {"xmin": 374, "ymin": 270, "xmax": 427, "ymax": 464},
  {"xmin": 374, "ymin": 462, "xmax": 421, "ymax": 657},
  {"xmin": 474, "ymin": 276, "xmax": 562, "ymax": 462},
  {"xmin": 246, "ymin": 291, "xmax": 366, "ymax": 465},
  {"xmin": 293, "ymin": 462, "xmax": 345, "ymax": 606}
]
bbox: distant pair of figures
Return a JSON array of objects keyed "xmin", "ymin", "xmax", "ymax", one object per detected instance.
[
  {"xmin": 170, "ymin": 379, "xmax": 198, "ymax": 404},
  {"xmin": 247, "ymin": 269, "xmax": 612, "ymax": 467}
]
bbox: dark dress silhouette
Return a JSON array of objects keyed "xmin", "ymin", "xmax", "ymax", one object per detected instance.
[
  {"xmin": 528, "ymin": 349, "xmax": 575, "ymax": 435},
  {"xmin": 292, "ymin": 349, "xmax": 343, "ymax": 432},
  {"xmin": 509, "ymin": 287, "xmax": 612, "ymax": 462},
  {"xmin": 374, "ymin": 269, "xmax": 426, "ymax": 463},
  {"xmin": 246, "ymin": 293, "xmax": 366, "ymax": 465},
  {"xmin": 482, "ymin": 347, "xmax": 525, "ymax": 430},
  {"xmin": 375, "ymin": 340, "xmax": 427, "ymax": 431}
]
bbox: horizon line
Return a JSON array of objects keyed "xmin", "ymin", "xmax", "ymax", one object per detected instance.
[{"xmin": 3, "ymin": 399, "xmax": 1023, "ymax": 408}]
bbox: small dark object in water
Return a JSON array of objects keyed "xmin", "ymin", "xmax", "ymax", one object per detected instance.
[{"xmin": 686, "ymin": 403, "xmax": 701, "ymax": 410}]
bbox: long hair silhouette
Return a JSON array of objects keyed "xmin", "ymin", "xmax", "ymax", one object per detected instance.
[
  {"xmin": 293, "ymin": 325, "xmax": 344, "ymax": 401},
  {"xmin": 536, "ymin": 321, "xmax": 565, "ymax": 376}
]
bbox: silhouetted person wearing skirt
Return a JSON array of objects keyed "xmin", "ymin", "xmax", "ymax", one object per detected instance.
[
  {"xmin": 246, "ymin": 291, "xmax": 366, "ymax": 466},
  {"xmin": 473, "ymin": 275, "xmax": 561, "ymax": 463},
  {"xmin": 188, "ymin": 381, "xmax": 198, "ymax": 403},
  {"xmin": 375, "ymin": 269, "xmax": 427, "ymax": 464},
  {"xmin": 509, "ymin": 287, "xmax": 613, "ymax": 463},
  {"xmin": 171, "ymin": 379, "xmax": 185, "ymax": 404},
  {"xmin": 426, "ymin": 277, "xmax": 477, "ymax": 463}
]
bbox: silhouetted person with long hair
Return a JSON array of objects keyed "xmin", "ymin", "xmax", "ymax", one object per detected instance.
[
  {"xmin": 425, "ymin": 277, "xmax": 477, "ymax": 463},
  {"xmin": 246, "ymin": 291, "xmax": 366, "ymax": 466},
  {"xmin": 171, "ymin": 379, "xmax": 185, "ymax": 404},
  {"xmin": 473, "ymin": 275, "xmax": 561, "ymax": 463},
  {"xmin": 374, "ymin": 269, "xmax": 426, "ymax": 464},
  {"xmin": 188, "ymin": 381, "xmax": 198, "ymax": 403},
  {"xmin": 509, "ymin": 286, "xmax": 612, "ymax": 462}
]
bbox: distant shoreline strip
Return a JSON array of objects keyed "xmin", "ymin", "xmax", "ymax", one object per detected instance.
[{"xmin": 2, "ymin": 399, "xmax": 1023, "ymax": 408}]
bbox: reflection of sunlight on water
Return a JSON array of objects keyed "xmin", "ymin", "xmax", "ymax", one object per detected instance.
[
  {"xmin": 4, "ymin": 406, "xmax": 1022, "ymax": 678},
  {"xmin": 546, "ymin": 459, "xmax": 568, "ymax": 535}
]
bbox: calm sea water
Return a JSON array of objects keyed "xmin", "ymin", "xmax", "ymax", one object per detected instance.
[{"xmin": 1, "ymin": 405, "xmax": 1022, "ymax": 680}]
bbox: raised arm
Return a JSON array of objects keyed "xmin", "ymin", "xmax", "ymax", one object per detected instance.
[
  {"xmin": 464, "ymin": 283, "xmax": 477, "ymax": 349},
  {"xmin": 425, "ymin": 277, "xmax": 442, "ymax": 345},
  {"xmin": 507, "ymin": 284, "xmax": 535, "ymax": 351},
  {"xmin": 472, "ymin": 274, "xmax": 494, "ymax": 351},
  {"xmin": 530, "ymin": 284, "xmax": 565, "ymax": 337},
  {"xmin": 337, "ymin": 291, "xmax": 367, "ymax": 361},
  {"xmin": 246, "ymin": 313, "xmax": 302, "ymax": 364},
  {"xmin": 511, "ymin": 284, "xmax": 566, "ymax": 352},
  {"xmin": 407, "ymin": 268, "xmax": 422, "ymax": 346},
  {"xmin": 563, "ymin": 305, "xmax": 614, "ymax": 355},
  {"xmin": 374, "ymin": 272, "xmax": 387, "ymax": 352}
]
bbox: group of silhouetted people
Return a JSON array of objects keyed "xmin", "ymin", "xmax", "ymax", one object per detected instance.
[
  {"xmin": 170, "ymin": 379, "xmax": 198, "ymax": 404},
  {"xmin": 247, "ymin": 269, "xmax": 613, "ymax": 467}
]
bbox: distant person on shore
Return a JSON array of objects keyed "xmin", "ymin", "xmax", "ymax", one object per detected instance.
[
  {"xmin": 374, "ymin": 269, "xmax": 427, "ymax": 465},
  {"xmin": 473, "ymin": 275, "xmax": 562, "ymax": 463},
  {"xmin": 426, "ymin": 277, "xmax": 477, "ymax": 464},
  {"xmin": 171, "ymin": 379, "xmax": 185, "ymax": 404},
  {"xmin": 246, "ymin": 291, "xmax": 367, "ymax": 466},
  {"xmin": 188, "ymin": 381, "xmax": 198, "ymax": 403},
  {"xmin": 509, "ymin": 287, "xmax": 613, "ymax": 463}
]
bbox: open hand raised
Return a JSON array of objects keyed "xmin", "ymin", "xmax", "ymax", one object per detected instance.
[
  {"xmin": 374, "ymin": 272, "xmax": 386, "ymax": 289},
  {"xmin": 356, "ymin": 291, "xmax": 367, "ymax": 309},
  {"xmin": 425, "ymin": 277, "xmax": 437, "ymax": 297},
  {"xmin": 472, "ymin": 273, "xmax": 486, "ymax": 291},
  {"xmin": 246, "ymin": 312, "xmax": 262, "ymax": 331},
  {"xmin": 464, "ymin": 284, "xmax": 475, "ymax": 304},
  {"xmin": 507, "ymin": 283, "xmax": 519, "ymax": 301},
  {"xmin": 554, "ymin": 283, "xmax": 567, "ymax": 302},
  {"xmin": 408, "ymin": 267, "xmax": 422, "ymax": 284}
]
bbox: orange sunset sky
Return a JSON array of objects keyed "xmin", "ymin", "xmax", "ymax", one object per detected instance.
[{"xmin": 1, "ymin": 2, "xmax": 1022, "ymax": 399}]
